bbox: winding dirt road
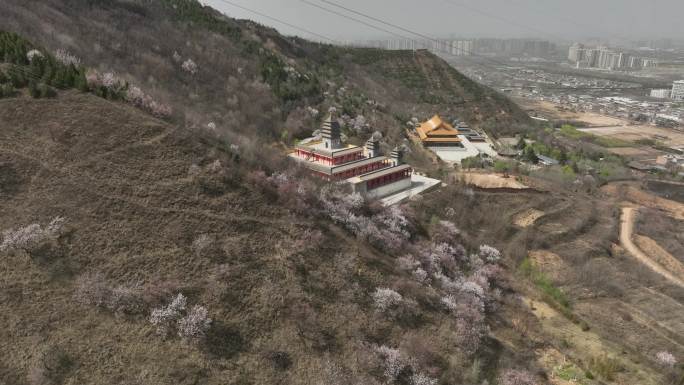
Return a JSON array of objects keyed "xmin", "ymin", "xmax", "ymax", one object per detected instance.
[{"xmin": 620, "ymin": 207, "xmax": 684, "ymax": 288}]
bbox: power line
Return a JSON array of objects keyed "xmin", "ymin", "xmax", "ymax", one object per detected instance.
[
  {"xmin": 314, "ymin": 0, "xmax": 514, "ymax": 68},
  {"xmin": 306, "ymin": 1, "xmax": 651, "ymax": 91},
  {"xmin": 436, "ymin": 0, "xmax": 565, "ymax": 42},
  {"xmin": 213, "ymin": 0, "xmax": 338, "ymax": 43},
  {"xmin": 300, "ymin": 0, "xmax": 416, "ymax": 45},
  {"xmin": 300, "ymin": 0, "xmax": 516, "ymax": 79}
]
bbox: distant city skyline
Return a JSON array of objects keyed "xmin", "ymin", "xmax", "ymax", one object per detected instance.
[{"xmin": 202, "ymin": 0, "xmax": 684, "ymax": 42}]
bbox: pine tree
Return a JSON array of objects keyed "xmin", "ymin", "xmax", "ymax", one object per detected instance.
[
  {"xmin": 523, "ymin": 146, "xmax": 538, "ymax": 164},
  {"xmin": 74, "ymin": 70, "xmax": 88, "ymax": 92},
  {"xmin": 515, "ymin": 136, "xmax": 527, "ymax": 150},
  {"xmin": 39, "ymin": 83, "xmax": 56, "ymax": 98},
  {"xmin": 28, "ymin": 80, "xmax": 40, "ymax": 98}
]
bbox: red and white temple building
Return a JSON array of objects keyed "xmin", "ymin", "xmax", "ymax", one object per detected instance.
[{"xmin": 290, "ymin": 114, "xmax": 414, "ymax": 199}]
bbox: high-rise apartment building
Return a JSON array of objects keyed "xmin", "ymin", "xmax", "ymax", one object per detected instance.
[{"xmin": 672, "ymin": 81, "xmax": 684, "ymax": 101}]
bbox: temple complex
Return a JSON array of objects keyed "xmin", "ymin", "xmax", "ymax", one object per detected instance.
[
  {"xmin": 416, "ymin": 115, "xmax": 463, "ymax": 147},
  {"xmin": 414, "ymin": 115, "xmax": 496, "ymax": 164},
  {"xmin": 291, "ymin": 114, "xmax": 416, "ymax": 200}
]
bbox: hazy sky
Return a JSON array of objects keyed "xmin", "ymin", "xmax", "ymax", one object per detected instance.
[{"xmin": 202, "ymin": 0, "xmax": 684, "ymax": 43}]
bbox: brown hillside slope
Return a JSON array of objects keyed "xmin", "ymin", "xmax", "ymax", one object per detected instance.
[{"xmin": 0, "ymin": 92, "xmax": 524, "ymax": 384}]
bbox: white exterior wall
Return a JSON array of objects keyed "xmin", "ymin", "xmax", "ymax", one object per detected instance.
[
  {"xmin": 365, "ymin": 177, "xmax": 412, "ymax": 200},
  {"xmin": 672, "ymin": 81, "xmax": 684, "ymax": 101},
  {"xmin": 650, "ymin": 89, "xmax": 670, "ymax": 99}
]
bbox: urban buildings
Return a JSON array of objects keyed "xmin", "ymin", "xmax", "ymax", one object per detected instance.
[
  {"xmin": 353, "ymin": 38, "xmax": 555, "ymax": 58},
  {"xmin": 568, "ymin": 43, "xmax": 585, "ymax": 62},
  {"xmin": 651, "ymin": 89, "xmax": 671, "ymax": 99},
  {"xmin": 568, "ymin": 43, "xmax": 658, "ymax": 70},
  {"xmin": 672, "ymin": 80, "xmax": 684, "ymax": 101}
]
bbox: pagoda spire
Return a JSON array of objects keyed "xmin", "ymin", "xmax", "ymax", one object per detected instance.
[{"xmin": 321, "ymin": 113, "xmax": 342, "ymax": 150}]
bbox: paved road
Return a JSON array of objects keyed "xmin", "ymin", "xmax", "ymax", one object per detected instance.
[{"xmin": 620, "ymin": 207, "xmax": 684, "ymax": 288}]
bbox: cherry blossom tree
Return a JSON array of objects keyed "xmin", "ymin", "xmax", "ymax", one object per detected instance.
[
  {"xmin": 150, "ymin": 293, "xmax": 187, "ymax": 335},
  {"xmin": 182, "ymin": 58, "xmax": 198, "ymax": 75},
  {"xmin": 54, "ymin": 48, "xmax": 81, "ymax": 66},
  {"xmin": 655, "ymin": 351, "xmax": 677, "ymax": 367},
  {"xmin": 411, "ymin": 373, "xmax": 438, "ymax": 385},
  {"xmin": 372, "ymin": 288, "xmax": 403, "ymax": 312},
  {"xmin": 26, "ymin": 49, "xmax": 43, "ymax": 62},
  {"xmin": 177, "ymin": 305, "xmax": 212, "ymax": 341},
  {"xmin": 479, "ymin": 244, "xmax": 501, "ymax": 263},
  {"xmin": 375, "ymin": 345, "xmax": 409, "ymax": 381},
  {"xmin": 0, "ymin": 216, "xmax": 66, "ymax": 253},
  {"xmin": 126, "ymin": 86, "xmax": 172, "ymax": 118}
]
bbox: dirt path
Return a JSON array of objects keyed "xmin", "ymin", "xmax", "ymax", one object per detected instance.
[{"xmin": 620, "ymin": 207, "xmax": 684, "ymax": 287}]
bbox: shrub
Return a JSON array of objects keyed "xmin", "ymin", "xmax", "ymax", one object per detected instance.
[
  {"xmin": 655, "ymin": 351, "xmax": 676, "ymax": 367},
  {"xmin": 589, "ymin": 354, "xmax": 621, "ymax": 381},
  {"xmin": 375, "ymin": 345, "xmax": 410, "ymax": 382},
  {"xmin": 192, "ymin": 234, "xmax": 214, "ymax": 256},
  {"xmin": 54, "ymin": 48, "xmax": 81, "ymax": 67},
  {"xmin": 28, "ymin": 346, "xmax": 74, "ymax": 385},
  {"xmin": 519, "ymin": 258, "xmax": 570, "ymax": 311},
  {"xmin": 126, "ymin": 85, "xmax": 172, "ymax": 118},
  {"xmin": 74, "ymin": 274, "xmax": 145, "ymax": 316},
  {"xmin": 478, "ymin": 244, "xmax": 501, "ymax": 263},
  {"xmin": 150, "ymin": 293, "xmax": 212, "ymax": 342},
  {"xmin": 411, "ymin": 373, "xmax": 438, "ymax": 385},
  {"xmin": 177, "ymin": 305, "xmax": 212, "ymax": 341},
  {"xmin": 0, "ymin": 216, "xmax": 66, "ymax": 254},
  {"xmin": 181, "ymin": 58, "xmax": 198, "ymax": 75},
  {"xmin": 150, "ymin": 293, "xmax": 187, "ymax": 335},
  {"xmin": 26, "ymin": 49, "xmax": 43, "ymax": 62},
  {"xmin": 372, "ymin": 288, "xmax": 403, "ymax": 312},
  {"xmin": 498, "ymin": 369, "xmax": 538, "ymax": 385}
]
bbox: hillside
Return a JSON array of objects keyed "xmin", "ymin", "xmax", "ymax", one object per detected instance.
[
  {"xmin": 0, "ymin": 0, "xmax": 530, "ymax": 149},
  {"xmin": 1, "ymin": 1, "xmax": 683, "ymax": 385},
  {"xmin": 2, "ymin": 93, "xmax": 682, "ymax": 384},
  {"xmin": 0, "ymin": 92, "xmax": 526, "ymax": 384}
]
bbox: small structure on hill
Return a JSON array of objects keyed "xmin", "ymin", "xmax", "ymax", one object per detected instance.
[
  {"xmin": 291, "ymin": 113, "xmax": 431, "ymax": 201},
  {"xmin": 455, "ymin": 122, "xmax": 485, "ymax": 142},
  {"xmin": 416, "ymin": 115, "xmax": 463, "ymax": 147},
  {"xmin": 415, "ymin": 115, "xmax": 497, "ymax": 164},
  {"xmin": 537, "ymin": 155, "xmax": 560, "ymax": 166}
]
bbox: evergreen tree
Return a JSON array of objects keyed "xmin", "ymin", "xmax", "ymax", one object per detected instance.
[
  {"xmin": 515, "ymin": 136, "xmax": 527, "ymax": 150},
  {"xmin": 28, "ymin": 80, "xmax": 40, "ymax": 98},
  {"xmin": 39, "ymin": 83, "xmax": 56, "ymax": 98},
  {"xmin": 523, "ymin": 146, "xmax": 538, "ymax": 164},
  {"xmin": 74, "ymin": 70, "xmax": 88, "ymax": 92},
  {"xmin": 8, "ymin": 67, "xmax": 27, "ymax": 88}
]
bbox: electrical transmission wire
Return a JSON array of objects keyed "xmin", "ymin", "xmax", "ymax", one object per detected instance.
[
  {"xmin": 303, "ymin": 0, "xmax": 647, "ymax": 91},
  {"xmin": 313, "ymin": 0, "xmax": 514, "ymax": 68},
  {"xmin": 436, "ymin": 0, "xmax": 566, "ymax": 42},
  {"xmin": 213, "ymin": 0, "xmax": 339, "ymax": 43},
  {"xmin": 300, "ymin": 0, "xmax": 516, "ymax": 80}
]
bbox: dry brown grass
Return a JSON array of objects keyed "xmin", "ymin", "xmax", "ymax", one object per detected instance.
[{"xmin": 0, "ymin": 93, "xmax": 527, "ymax": 385}]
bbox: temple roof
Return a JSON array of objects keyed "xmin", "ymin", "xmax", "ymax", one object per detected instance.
[{"xmin": 416, "ymin": 115, "xmax": 460, "ymax": 142}]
